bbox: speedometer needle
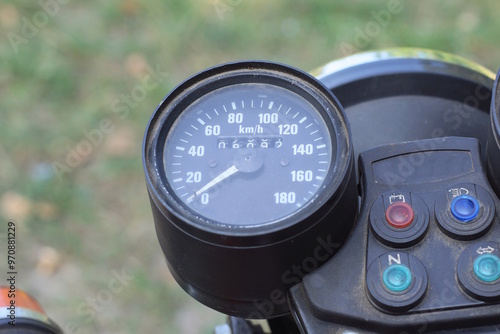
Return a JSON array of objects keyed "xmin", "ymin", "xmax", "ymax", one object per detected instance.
[{"xmin": 186, "ymin": 165, "xmax": 239, "ymax": 203}]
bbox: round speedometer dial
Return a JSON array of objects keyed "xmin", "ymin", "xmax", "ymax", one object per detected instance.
[
  {"xmin": 143, "ymin": 61, "xmax": 356, "ymax": 317},
  {"xmin": 164, "ymin": 83, "xmax": 334, "ymax": 226}
]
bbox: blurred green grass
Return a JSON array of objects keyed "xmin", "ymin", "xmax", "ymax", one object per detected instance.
[{"xmin": 1, "ymin": 0, "xmax": 500, "ymax": 333}]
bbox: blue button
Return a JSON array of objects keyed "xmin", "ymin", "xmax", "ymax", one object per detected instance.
[
  {"xmin": 450, "ymin": 195, "xmax": 480, "ymax": 222},
  {"xmin": 383, "ymin": 264, "xmax": 412, "ymax": 292},
  {"xmin": 474, "ymin": 254, "xmax": 500, "ymax": 282}
]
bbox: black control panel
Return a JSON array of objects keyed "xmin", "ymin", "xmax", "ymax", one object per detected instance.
[{"xmin": 290, "ymin": 137, "xmax": 500, "ymax": 333}]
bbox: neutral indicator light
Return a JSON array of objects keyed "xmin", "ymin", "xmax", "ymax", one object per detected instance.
[
  {"xmin": 450, "ymin": 195, "xmax": 480, "ymax": 222},
  {"xmin": 383, "ymin": 264, "xmax": 412, "ymax": 292},
  {"xmin": 385, "ymin": 202, "xmax": 414, "ymax": 228},
  {"xmin": 473, "ymin": 254, "xmax": 500, "ymax": 283}
]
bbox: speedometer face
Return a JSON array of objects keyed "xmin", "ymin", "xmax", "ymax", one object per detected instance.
[{"xmin": 164, "ymin": 83, "xmax": 334, "ymax": 226}]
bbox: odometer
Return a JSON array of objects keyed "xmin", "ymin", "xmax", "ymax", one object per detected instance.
[{"xmin": 143, "ymin": 61, "xmax": 357, "ymax": 318}]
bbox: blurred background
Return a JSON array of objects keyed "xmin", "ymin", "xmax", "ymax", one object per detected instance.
[{"xmin": 1, "ymin": 1, "xmax": 500, "ymax": 333}]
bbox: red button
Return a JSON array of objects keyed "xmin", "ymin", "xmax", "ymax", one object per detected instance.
[{"xmin": 386, "ymin": 202, "xmax": 414, "ymax": 228}]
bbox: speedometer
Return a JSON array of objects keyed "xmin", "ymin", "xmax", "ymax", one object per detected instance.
[
  {"xmin": 143, "ymin": 61, "xmax": 357, "ymax": 318},
  {"xmin": 164, "ymin": 82, "xmax": 333, "ymax": 226}
]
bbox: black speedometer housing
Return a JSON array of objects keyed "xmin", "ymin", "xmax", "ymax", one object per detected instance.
[{"xmin": 143, "ymin": 61, "xmax": 357, "ymax": 318}]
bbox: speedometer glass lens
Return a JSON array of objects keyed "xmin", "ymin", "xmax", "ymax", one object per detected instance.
[{"xmin": 164, "ymin": 83, "xmax": 334, "ymax": 227}]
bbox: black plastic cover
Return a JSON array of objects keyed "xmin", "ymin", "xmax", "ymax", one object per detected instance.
[{"xmin": 290, "ymin": 137, "xmax": 500, "ymax": 333}]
